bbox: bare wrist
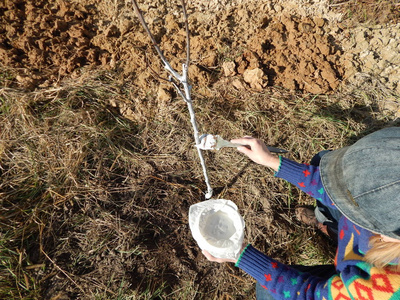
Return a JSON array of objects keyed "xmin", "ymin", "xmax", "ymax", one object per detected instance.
[{"xmin": 263, "ymin": 156, "xmax": 280, "ymax": 171}]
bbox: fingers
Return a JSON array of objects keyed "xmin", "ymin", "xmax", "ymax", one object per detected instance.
[
  {"xmin": 202, "ymin": 250, "xmax": 223, "ymax": 263},
  {"xmin": 202, "ymin": 250, "xmax": 214, "ymax": 260},
  {"xmin": 230, "ymin": 136, "xmax": 280, "ymax": 170},
  {"xmin": 236, "ymin": 145, "xmax": 252, "ymax": 155},
  {"xmin": 202, "ymin": 250, "xmax": 237, "ymax": 263},
  {"xmin": 230, "ymin": 136, "xmax": 256, "ymax": 146},
  {"xmin": 231, "ymin": 137, "xmax": 268, "ymax": 154},
  {"xmin": 231, "ymin": 137, "xmax": 266, "ymax": 149},
  {"xmin": 231, "ymin": 137, "xmax": 255, "ymax": 154}
]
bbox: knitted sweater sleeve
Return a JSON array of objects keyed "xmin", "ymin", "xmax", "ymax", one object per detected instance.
[
  {"xmin": 274, "ymin": 157, "xmax": 334, "ymax": 207},
  {"xmin": 236, "ymin": 242, "xmax": 400, "ymax": 300},
  {"xmin": 236, "ymin": 245, "xmax": 330, "ymax": 299},
  {"xmin": 235, "ymin": 157, "xmax": 400, "ymax": 299}
]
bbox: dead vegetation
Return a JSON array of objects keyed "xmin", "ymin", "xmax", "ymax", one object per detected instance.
[
  {"xmin": 1, "ymin": 0, "xmax": 400, "ymax": 299},
  {"xmin": 1, "ymin": 66, "xmax": 398, "ymax": 299},
  {"xmin": 329, "ymin": 0, "xmax": 400, "ymax": 25}
]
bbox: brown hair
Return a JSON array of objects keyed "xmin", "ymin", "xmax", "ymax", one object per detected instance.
[{"xmin": 364, "ymin": 235, "xmax": 400, "ymax": 271}]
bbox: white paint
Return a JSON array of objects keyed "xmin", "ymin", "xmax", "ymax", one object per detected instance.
[
  {"xmin": 189, "ymin": 199, "xmax": 245, "ymax": 259},
  {"xmin": 200, "ymin": 211, "xmax": 236, "ymax": 247},
  {"xmin": 133, "ymin": 2, "xmax": 214, "ymax": 198},
  {"xmin": 196, "ymin": 134, "xmax": 217, "ymax": 150},
  {"xmin": 179, "ymin": 63, "xmax": 213, "ymax": 198}
]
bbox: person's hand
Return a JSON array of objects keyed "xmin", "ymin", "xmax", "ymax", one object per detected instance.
[
  {"xmin": 202, "ymin": 243, "xmax": 247, "ymax": 264},
  {"xmin": 202, "ymin": 250, "xmax": 238, "ymax": 263},
  {"xmin": 230, "ymin": 136, "xmax": 280, "ymax": 171}
]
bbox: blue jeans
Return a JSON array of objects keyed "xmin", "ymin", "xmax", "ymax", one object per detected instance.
[
  {"xmin": 311, "ymin": 150, "xmax": 342, "ymax": 238},
  {"xmin": 256, "ymin": 150, "xmax": 339, "ymax": 299}
]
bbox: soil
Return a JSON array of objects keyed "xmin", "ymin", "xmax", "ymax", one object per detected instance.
[
  {"xmin": 1, "ymin": 0, "xmax": 399, "ymax": 94},
  {"xmin": 1, "ymin": 0, "xmax": 399, "ymax": 299}
]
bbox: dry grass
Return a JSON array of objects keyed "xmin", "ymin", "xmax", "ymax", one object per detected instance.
[
  {"xmin": 1, "ymin": 65, "xmax": 398, "ymax": 299},
  {"xmin": 1, "ymin": 0, "xmax": 400, "ymax": 298},
  {"xmin": 329, "ymin": 0, "xmax": 400, "ymax": 25},
  {"xmin": 0, "ymin": 76, "xmax": 142, "ymax": 299}
]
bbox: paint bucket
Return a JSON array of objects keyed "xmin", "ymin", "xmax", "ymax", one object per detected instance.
[{"xmin": 189, "ymin": 199, "xmax": 245, "ymax": 259}]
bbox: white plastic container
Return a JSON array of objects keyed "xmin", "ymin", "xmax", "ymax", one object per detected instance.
[{"xmin": 189, "ymin": 199, "xmax": 245, "ymax": 259}]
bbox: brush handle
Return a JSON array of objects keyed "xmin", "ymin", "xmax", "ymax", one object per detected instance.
[
  {"xmin": 216, "ymin": 140, "xmax": 243, "ymax": 148},
  {"xmin": 216, "ymin": 138, "xmax": 287, "ymax": 153},
  {"xmin": 266, "ymin": 146, "xmax": 288, "ymax": 154}
]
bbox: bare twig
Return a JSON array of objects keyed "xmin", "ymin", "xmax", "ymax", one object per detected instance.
[
  {"xmin": 144, "ymin": 51, "xmax": 170, "ymax": 83},
  {"xmin": 131, "ymin": 0, "xmax": 183, "ymax": 81},
  {"xmin": 181, "ymin": 0, "xmax": 190, "ymax": 67},
  {"xmin": 131, "ymin": 0, "xmax": 213, "ymax": 198}
]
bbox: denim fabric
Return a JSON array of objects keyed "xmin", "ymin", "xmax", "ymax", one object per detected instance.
[
  {"xmin": 255, "ymin": 149, "xmax": 340, "ymax": 300},
  {"xmin": 315, "ymin": 201, "xmax": 342, "ymax": 237},
  {"xmin": 311, "ymin": 150, "xmax": 342, "ymax": 238},
  {"xmin": 255, "ymin": 150, "xmax": 343, "ymax": 299},
  {"xmin": 310, "ymin": 150, "xmax": 331, "ymax": 167},
  {"xmin": 320, "ymin": 127, "xmax": 400, "ymax": 239}
]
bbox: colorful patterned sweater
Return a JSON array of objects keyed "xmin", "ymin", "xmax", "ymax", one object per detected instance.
[{"xmin": 236, "ymin": 157, "xmax": 400, "ymax": 300}]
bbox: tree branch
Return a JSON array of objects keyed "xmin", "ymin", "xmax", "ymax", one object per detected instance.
[
  {"xmin": 131, "ymin": 0, "xmax": 213, "ymax": 199},
  {"xmin": 181, "ymin": 0, "xmax": 190, "ymax": 67}
]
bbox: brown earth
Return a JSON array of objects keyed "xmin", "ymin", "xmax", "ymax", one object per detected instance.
[
  {"xmin": 1, "ymin": 0, "xmax": 400, "ymax": 299},
  {"xmin": 1, "ymin": 0, "xmax": 399, "ymax": 95}
]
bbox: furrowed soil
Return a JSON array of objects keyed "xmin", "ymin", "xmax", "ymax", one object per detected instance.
[{"xmin": 0, "ymin": 0, "xmax": 399, "ymax": 299}]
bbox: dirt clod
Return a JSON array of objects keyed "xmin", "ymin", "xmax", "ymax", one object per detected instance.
[
  {"xmin": 1, "ymin": 0, "xmax": 399, "ymax": 299},
  {"xmin": 1, "ymin": 0, "xmax": 399, "ymax": 95}
]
